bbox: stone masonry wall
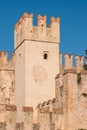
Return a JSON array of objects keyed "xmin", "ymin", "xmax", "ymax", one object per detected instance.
[
  {"xmin": 0, "ymin": 52, "xmax": 15, "ymax": 105},
  {"xmin": 0, "ymin": 52, "xmax": 15, "ymax": 130},
  {"xmin": 0, "ymin": 104, "xmax": 16, "ymax": 130},
  {"xmin": 55, "ymin": 69, "xmax": 87, "ymax": 130}
]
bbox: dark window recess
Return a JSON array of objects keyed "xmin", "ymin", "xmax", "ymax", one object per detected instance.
[{"xmin": 44, "ymin": 53, "xmax": 48, "ymax": 59}]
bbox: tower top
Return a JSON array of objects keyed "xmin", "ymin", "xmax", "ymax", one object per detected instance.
[{"xmin": 14, "ymin": 12, "xmax": 60, "ymax": 49}]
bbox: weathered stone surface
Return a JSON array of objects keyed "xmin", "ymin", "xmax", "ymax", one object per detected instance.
[
  {"xmin": 0, "ymin": 122, "xmax": 6, "ymax": 130},
  {"xmin": 15, "ymin": 123, "xmax": 24, "ymax": 130}
]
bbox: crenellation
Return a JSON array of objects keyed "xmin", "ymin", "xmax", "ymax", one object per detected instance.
[
  {"xmin": 50, "ymin": 16, "xmax": 60, "ymax": 23},
  {"xmin": 0, "ymin": 51, "xmax": 15, "ymax": 70},
  {"xmin": 22, "ymin": 12, "xmax": 29, "ymax": 19},
  {"xmin": 37, "ymin": 98, "xmax": 56, "ymax": 114},
  {"xmin": 10, "ymin": 52, "xmax": 15, "ymax": 67},
  {"xmin": 49, "ymin": 16, "xmax": 60, "ymax": 42},
  {"xmin": 75, "ymin": 55, "xmax": 84, "ymax": 71},
  {"xmin": 14, "ymin": 13, "xmax": 60, "ymax": 49},
  {"xmin": 18, "ymin": 18, "xmax": 23, "ymax": 25},
  {"xmin": 60, "ymin": 53, "xmax": 85, "ymax": 71},
  {"xmin": 8, "ymin": 52, "xmax": 15, "ymax": 70},
  {"xmin": 50, "ymin": 16, "xmax": 55, "ymax": 22},
  {"xmin": 37, "ymin": 15, "xmax": 47, "ymax": 27},
  {"xmin": 0, "ymin": 51, "xmax": 8, "ymax": 68},
  {"xmin": 64, "ymin": 53, "xmax": 73, "ymax": 69}
]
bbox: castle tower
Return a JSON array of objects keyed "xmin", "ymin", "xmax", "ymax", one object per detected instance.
[{"xmin": 14, "ymin": 12, "xmax": 60, "ymax": 123}]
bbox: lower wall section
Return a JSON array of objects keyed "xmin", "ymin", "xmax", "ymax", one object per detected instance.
[
  {"xmin": 0, "ymin": 105, "xmax": 33, "ymax": 130},
  {"xmin": 0, "ymin": 122, "xmax": 6, "ymax": 130},
  {"xmin": 33, "ymin": 123, "xmax": 40, "ymax": 130},
  {"xmin": 15, "ymin": 123, "xmax": 24, "ymax": 130},
  {"xmin": 0, "ymin": 104, "xmax": 16, "ymax": 130}
]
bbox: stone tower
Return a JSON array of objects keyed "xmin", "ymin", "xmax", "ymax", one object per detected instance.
[{"xmin": 14, "ymin": 12, "xmax": 60, "ymax": 122}]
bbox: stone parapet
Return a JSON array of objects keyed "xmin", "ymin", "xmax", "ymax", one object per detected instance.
[
  {"xmin": 37, "ymin": 98, "xmax": 55, "ymax": 111},
  {"xmin": 0, "ymin": 51, "xmax": 15, "ymax": 70},
  {"xmin": 14, "ymin": 12, "xmax": 60, "ymax": 49},
  {"xmin": 59, "ymin": 53, "xmax": 85, "ymax": 72}
]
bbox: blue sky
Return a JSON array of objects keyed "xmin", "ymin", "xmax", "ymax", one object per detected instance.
[{"xmin": 0, "ymin": 0, "xmax": 87, "ymax": 57}]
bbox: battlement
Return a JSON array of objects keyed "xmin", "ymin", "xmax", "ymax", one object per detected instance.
[
  {"xmin": 0, "ymin": 51, "xmax": 15, "ymax": 70},
  {"xmin": 60, "ymin": 53, "xmax": 85, "ymax": 72},
  {"xmin": 37, "ymin": 98, "xmax": 56, "ymax": 113},
  {"xmin": 14, "ymin": 12, "xmax": 60, "ymax": 49}
]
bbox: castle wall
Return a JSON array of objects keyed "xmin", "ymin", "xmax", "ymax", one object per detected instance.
[
  {"xmin": 55, "ymin": 69, "xmax": 87, "ymax": 130},
  {"xmin": 0, "ymin": 52, "xmax": 15, "ymax": 105},
  {"xmin": 0, "ymin": 70, "xmax": 15, "ymax": 104},
  {"xmin": 0, "ymin": 52, "xmax": 16, "ymax": 130}
]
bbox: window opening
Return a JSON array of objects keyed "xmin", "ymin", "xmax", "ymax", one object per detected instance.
[{"xmin": 44, "ymin": 53, "xmax": 48, "ymax": 59}]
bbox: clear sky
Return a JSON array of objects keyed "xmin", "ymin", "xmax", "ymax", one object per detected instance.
[{"xmin": 0, "ymin": 0, "xmax": 87, "ymax": 57}]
